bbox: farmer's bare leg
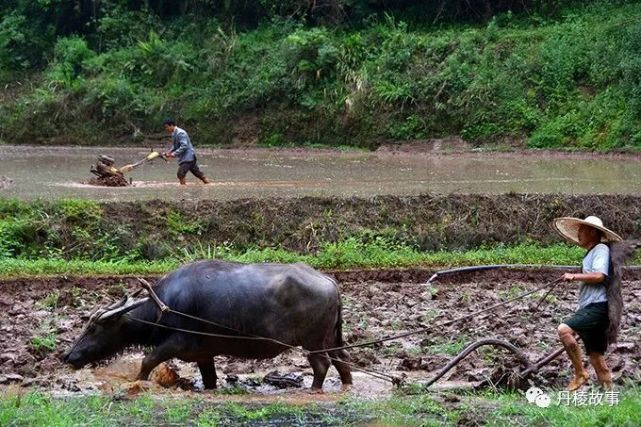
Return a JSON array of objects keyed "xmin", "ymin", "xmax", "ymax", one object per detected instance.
[
  {"xmin": 588, "ymin": 353, "xmax": 613, "ymax": 390},
  {"xmin": 558, "ymin": 323, "xmax": 589, "ymax": 390}
]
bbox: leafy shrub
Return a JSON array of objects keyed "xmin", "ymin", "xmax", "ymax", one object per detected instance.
[
  {"xmin": 4, "ymin": 1, "xmax": 641, "ymax": 149},
  {"xmin": 166, "ymin": 211, "xmax": 203, "ymax": 235},
  {"xmin": 0, "ymin": 12, "xmax": 51, "ymax": 73},
  {"xmin": 283, "ymin": 27, "xmax": 339, "ymax": 83},
  {"xmin": 96, "ymin": 4, "xmax": 160, "ymax": 50},
  {"xmin": 53, "ymin": 199, "xmax": 102, "ymax": 224},
  {"xmin": 0, "ymin": 218, "xmax": 40, "ymax": 258},
  {"xmin": 46, "ymin": 36, "xmax": 96, "ymax": 89}
]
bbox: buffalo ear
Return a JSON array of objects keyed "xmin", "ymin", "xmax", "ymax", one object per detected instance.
[{"xmin": 97, "ymin": 297, "xmax": 149, "ymax": 322}]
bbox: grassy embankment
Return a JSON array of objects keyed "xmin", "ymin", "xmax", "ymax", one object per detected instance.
[
  {"xmin": 2, "ymin": 2, "xmax": 641, "ymax": 149},
  {"xmin": 3, "ymin": 196, "xmax": 641, "ymax": 278},
  {"xmin": 2, "ymin": 386, "xmax": 640, "ymax": 426},
  {"xmin": 0, "ymin": 241, "xmax": 593, "ymax": 278}
]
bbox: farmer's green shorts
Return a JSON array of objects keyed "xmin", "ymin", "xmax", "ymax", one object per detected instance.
[{"xmin": 564, "ymin": 301, "xmax": 609, "ymax": 355}]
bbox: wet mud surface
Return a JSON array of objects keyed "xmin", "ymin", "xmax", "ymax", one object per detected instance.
[
  {"xmin": 4, "ymin": 145, "xmax": 641, "ymax": 201},
  {"xmin": 85, "ymin": 175, "xmax": 130, "ymax": 187},
  {"xmin": 0, "ymin": 176, "xmax": 12, "ymax": 190},
  {"xmin": 2, "ymin": 269, "xmax": 641, "ymax": 400}
]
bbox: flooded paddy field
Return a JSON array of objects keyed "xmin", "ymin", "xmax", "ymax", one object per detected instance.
[
  {"xmin": 2, "ymin": 269, "xmax": 641, "ymax": 403},
  {"xmin": 2, "ymin": 145, "xmax": 641, "ymax": 201}
]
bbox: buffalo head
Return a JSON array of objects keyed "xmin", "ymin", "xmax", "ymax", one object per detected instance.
[{"xmin": 63, "ymin": 294, "xmax": 147, "ymax": 368}]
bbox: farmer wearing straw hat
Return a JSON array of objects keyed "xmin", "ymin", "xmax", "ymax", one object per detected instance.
[{"xmin": 554, "ymin": 216, "xmax": 622, "ymax": 391}]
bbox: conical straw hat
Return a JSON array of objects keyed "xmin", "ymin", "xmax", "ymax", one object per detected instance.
[{"xmin": 553, "ymin": 216, "xmax": 622, "ymax": 245}]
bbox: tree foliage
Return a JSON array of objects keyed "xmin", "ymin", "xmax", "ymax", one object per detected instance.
[{"xmin": 0, "ymin": 1, "xmax": 639, "ymax": 149}]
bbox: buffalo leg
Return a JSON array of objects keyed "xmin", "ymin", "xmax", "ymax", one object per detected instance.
[
  {"xmin": 307, "ymin": 353, "xmax": 331, "ymax": 390},
  {"xmin": 137, "ymin": 343, "xmax": 176, "ymax": 381},
  {"xmin": 197, "ymin": 359, "xmax": 218, "ymax": 390},
  {"xmin": 330, "ymin": 350, "xmax": 353, "ymax": 386}
]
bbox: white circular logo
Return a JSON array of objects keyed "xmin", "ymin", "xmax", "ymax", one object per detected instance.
[
  {"xmin": 526, "ymin": 386, "xmax": 544, "ymax": 403},
  {"xmin": 535, "ymin": 394, "xmax": 551, "ymax": 408}
]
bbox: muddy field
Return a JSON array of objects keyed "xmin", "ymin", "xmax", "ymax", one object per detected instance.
[
  {"xmin": 1, "ymin": 269, "xmax": 641, "ymax": 402},
  {"xmin": 3, "ymin": 145, "xmax": 641, "ymax": 201}
]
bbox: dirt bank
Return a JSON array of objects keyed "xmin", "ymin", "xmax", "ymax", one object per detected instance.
[
  {"xmin": 99, "ymin": 194, "xmax": 641, "ymax": 252},
  {"xmin": 1, "ymin": 268, "xmax": 640, "ymax": 397},
  {"xmin": 4, "ymin": 194, "xmax": 641, "ymax": 261}
]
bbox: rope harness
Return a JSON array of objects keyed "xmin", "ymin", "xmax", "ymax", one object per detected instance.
[{"xmin": 124, "ymin": 276, "xmax": 563, "ymax": 386}]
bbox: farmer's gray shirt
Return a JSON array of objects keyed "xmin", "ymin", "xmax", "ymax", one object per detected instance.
[
  {"xmin": 578, "ymin": 243, "xmax": 610, "ymax": 309},
  {"xmin": 171, "ymin": 127, "xmax": 196, "ymax": 164}
]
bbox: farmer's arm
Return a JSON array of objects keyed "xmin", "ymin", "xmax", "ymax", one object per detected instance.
[
  {"xmin": 562, "ymin": 272, "xmax": 606, "ymax": 284},
  {"xmin": 562, "ymin": 244, "xmax": 609, "ymax": 284}
]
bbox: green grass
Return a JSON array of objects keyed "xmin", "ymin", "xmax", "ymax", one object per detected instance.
[
  {"xmin": 471, "ymin": 386, "xmax": 641, "ymax": 426},
  {"xmin": 30, "ymin": 318, "xmax": 58, "ymax": 353},
  {"xmin": 0, "ymin": 241, "xmax": 592, "ymax": 278},
  {"xmin": 427, "ymin": 336, "xmax": 470, "ymax": 357},
  {"xmin": 0, "ymin": 393, "xmax": 336, "ymax": 426},
  {"xmin": 0, "ymin": 258, "xmax": 178, "ymax": 278},
  {"xmin": 2, "ymin": 387, "xmax": 640, "ymax": 426},
  {"xmin": 30, "ymin": 333, "xmax": 57, "ymax": 353}
]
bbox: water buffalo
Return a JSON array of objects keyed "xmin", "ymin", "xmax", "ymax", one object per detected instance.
[{"xmin": 63, "ymin": 260, "xmax": 352, "ymax": 390}]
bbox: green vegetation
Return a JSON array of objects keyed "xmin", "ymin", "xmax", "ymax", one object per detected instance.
[
  {"xmin": 1, "ymin": 1, "xmax": 640, "ymax": 149},
  {"xmin": 30, "ymin": 320, "xmax": 58, "ymax": 354},
  {"xmin": 3, "ymin": 388, "xmax": 640, "ymax": 426},
  {"xmin": 1, "ymin": 196, "xmax": 638, "ymax": 278},
  {"xmin": 2, "ymin": 195, "xmax": 633, "ymax": 265},
  {"xmin": 0, "ymin": 241, "xmax": 593, "ymax": 278},
  {"xmin": 0, "ymin": 258, "xmax": 176, "ymax": 278},
  {"xmin": 474, "ymin": 386, "xmax": 641, "ymax": 426},
  {"xmin": 0, "ymin": 393, "xmax": 344, "ymax": 426},
  {"xmin": 37, "ymin": 291, "xmax": 60, "ymax": 309},
  {"xmin": 426, "ymin": 335, "xmax": 470, "ymax": 356},
  {"xmin": 29, "ymin": 334, "xmax": 57, "ymax": 353}
]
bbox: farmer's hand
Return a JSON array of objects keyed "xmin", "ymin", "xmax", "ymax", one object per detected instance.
[
  {"xmin": 164, "ymin": 152, "xmax": 175, "ymax": 158},
  {"xmin": 562, "ymin": 273, "xmax": 576, "ymax": 281}
]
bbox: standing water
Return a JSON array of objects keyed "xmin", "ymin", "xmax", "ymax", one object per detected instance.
[{"xmin": 1, "ymin": 145, "xmax": 640, "ymax": 201}]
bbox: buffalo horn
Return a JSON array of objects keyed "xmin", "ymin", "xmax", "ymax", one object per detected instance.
[
  {"xmin": 97, "ymin": 297, "xmax": 149, "ymax": 322},
  {"xmin": 105, "ymin": 295, "xmax": 128, "ymax": 310}
]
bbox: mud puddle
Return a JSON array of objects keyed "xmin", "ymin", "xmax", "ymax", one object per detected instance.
[
  {"xmin": 51, "ymin": 353, "xmax": 393, "ymax": 403},
  {"xmin": 2, "ymin": 270, "xmax": 641, "ymax": 400}
]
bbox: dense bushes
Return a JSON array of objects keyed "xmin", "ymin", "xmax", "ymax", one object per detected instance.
[{"xmin": 0, "ymin": 2, "xmax": 640, "ymax": 149}]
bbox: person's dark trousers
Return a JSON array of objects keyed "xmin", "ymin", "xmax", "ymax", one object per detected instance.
[{"xmin": 177, "ymin": 160, "xmax": 209, "ymax": 184}]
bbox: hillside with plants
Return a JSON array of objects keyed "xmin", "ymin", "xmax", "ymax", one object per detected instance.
[{"xmin": 0, "ymin": 0, "xmax": 640, "ymax": 149}]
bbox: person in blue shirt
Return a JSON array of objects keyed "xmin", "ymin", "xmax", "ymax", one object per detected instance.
[
  {"xmin": 554, "ymin": 215, "xmax": 622, "ymax": 391},
  {"xmin": 163, "ymin": 119, "xmax": 210, "ymax": 185}
]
